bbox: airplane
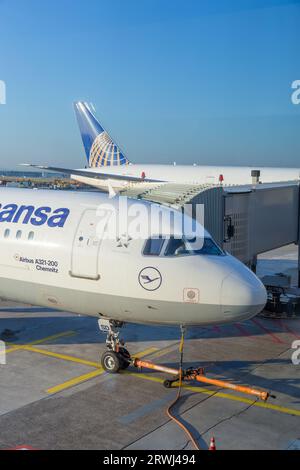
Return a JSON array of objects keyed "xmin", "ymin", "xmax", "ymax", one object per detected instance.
[
  {"xmin": 0, "ymin": 186, "xmax": 266, "ymax": 373},
  {"xmin": 22, "ymin": 101, "xmax": 300, "ymax": 194}
]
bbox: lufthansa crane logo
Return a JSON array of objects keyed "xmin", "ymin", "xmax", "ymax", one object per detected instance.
[{"xmin": 138, "ymin": 267, "xmax": 162, "ymax": 291}]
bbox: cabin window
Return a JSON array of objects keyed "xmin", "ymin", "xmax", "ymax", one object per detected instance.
[
  {"xmin": 143, "ymin": 237, "xmax": 165, "ymax": 256},
  {"xmin": 164, "ymin": 236, "xmax": 224, "ymax": 256},
  {"xmin": 4, "ymin": 229, "xmax": 10, "ymax": 238},
  {"xmin": 16, "ymin": 230, "xmax": 22, "ymax": 240},
  {"xmin": 28, "ymin": 231, "xmax": 34, "ymax": 241}
]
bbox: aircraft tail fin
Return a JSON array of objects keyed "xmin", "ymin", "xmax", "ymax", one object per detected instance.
[{"xmin": 74, "ymin": 101, "xmax": 130, "ymax": 167}]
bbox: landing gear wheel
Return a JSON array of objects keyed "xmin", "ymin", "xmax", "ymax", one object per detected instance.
[
  {"xmin": 163, "ymin": 379, "xmax": 173, "ymax": 389},
  {"xmin": 101, "ymin": 351, "xmax": 122, "ymax": 373},
  {"xmin": 118, "ymin": 347, "xmax": 131, "ymax": 369},
  {"xmin": 98, "ymin": 319, "xmax": 131, "ymax": 372}
]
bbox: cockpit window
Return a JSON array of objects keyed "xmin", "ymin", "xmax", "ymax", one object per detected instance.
[
  {"xmin": 164, "ymin": 236, "xmax": 224, "ymax": 256},
  {"xmin": 143, "ymin": 235, "xmax": 225, "ymax": 257},
  {"xmin": 143, "ymin": 237, "xmax": 165, "ymax": 256},
  {"xmin": 164, "ymin": 238, "xmax": 187, "ymax": 256}
]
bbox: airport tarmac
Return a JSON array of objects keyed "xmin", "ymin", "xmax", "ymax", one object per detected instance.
[{"xmin": 0, "ymin": 245, "xmax": 299, "ymax": 450}]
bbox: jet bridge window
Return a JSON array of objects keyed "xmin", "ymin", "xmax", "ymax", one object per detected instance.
[
  {"xmin": 164, "ymin": 236, "xmax": 224, "ymax": 256},
  {"xmin": 143, "ymin": 237, "xmax": 165, "ymax": 256}
]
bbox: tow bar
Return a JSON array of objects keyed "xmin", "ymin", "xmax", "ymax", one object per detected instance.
[{"xmin": 133, "ymin": 358, "xmax": 275, "ymax": 401}]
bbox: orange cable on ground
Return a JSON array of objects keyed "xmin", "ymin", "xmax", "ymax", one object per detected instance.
[{"xmin": 166, "ymin": 327, "xmax": 201, "ymax": 451}]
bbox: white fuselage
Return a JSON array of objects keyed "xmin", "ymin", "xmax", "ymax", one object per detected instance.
[
  {"xmin": 0, "ymin": 188, "xmax": 266, "ymax": 326},
  {"xmin": 73, "ymin": 164, "xmax": 300, "ymax": 190}
]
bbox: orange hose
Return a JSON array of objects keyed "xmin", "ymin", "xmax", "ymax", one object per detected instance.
[{"xmin": 166, "ymin": 328, "xmax": 201, "ymax": 451}]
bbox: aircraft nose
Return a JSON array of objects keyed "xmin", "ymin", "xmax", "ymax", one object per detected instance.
[{"xmin": 221, "ymin": 271, "xmax": 267, "ymax": 321}]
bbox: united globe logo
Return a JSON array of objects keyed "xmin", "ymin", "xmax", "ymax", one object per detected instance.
[{"xmin": 89, "ymin": 131, "xmax": 129, "ymax": 167}]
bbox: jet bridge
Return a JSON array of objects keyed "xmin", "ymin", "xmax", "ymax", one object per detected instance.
[
  {"xmin": 223, "ymin": 182, "xmax": 299, "ymax": 265},
  {"xmin": 121, "ymin": 180, "xmax": 300, "ymax": 280},
  {"xmin": 120, "ymin": 181, "xmax": 224, "ymax": 244}
]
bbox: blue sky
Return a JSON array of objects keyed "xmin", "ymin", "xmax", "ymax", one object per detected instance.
[{"xmin": 0, "ymin": 0, "xmax": 299, "ymax": 168}]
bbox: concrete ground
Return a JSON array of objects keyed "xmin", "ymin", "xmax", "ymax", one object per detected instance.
[{"xmin": 0, "ymin": 246, "xmax": 299, "ymax": 450}]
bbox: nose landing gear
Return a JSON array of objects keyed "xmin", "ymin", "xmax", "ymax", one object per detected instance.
[
  {"xmin": 97, "ymin": 319, "xmax": 273, "ymax": 402},
  {"xmin": 98, "ymin": 318, "xmax": 131, "ymax": 373}
]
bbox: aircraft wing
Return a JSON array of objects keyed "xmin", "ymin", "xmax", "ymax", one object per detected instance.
[{"xmin": 21, "ymin": 164, "xmax": 162, "ymax": 184}]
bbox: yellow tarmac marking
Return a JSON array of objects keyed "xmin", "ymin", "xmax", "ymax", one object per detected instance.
[
  {"xmin": 29, "ymin": 346, "xmax": 158, "ymax": 370},
  {"xmin": 4, "ymin": 327, "xmax": 299, "ymax": 418},
  {"xmin": 147, "ymin": 343, "xmax": 180, "ymax": 360},
  {"xmin": 46, "ymin": 347, "xmax": 158, "ymax": 395},
  {"xmin": 24, "ymin": 346, "xmax": 102, "ymax": 368},
  {"xmin": 132, "ymin": 347, "xmax": 158, "ymax": 358},
  {"xmin": 47, "ymin": 369, "xmax": 104, "ymax": 394},
  {"xmin": 124, "ymin": 371, "xmax": 300, "ymax": 417},
  {"xmin": 4, "ymin": 331, "xmax": 76, "ymax": 354}
]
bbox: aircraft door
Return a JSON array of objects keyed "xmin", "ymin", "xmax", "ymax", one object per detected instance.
[{"xmin": 70, "ymin": 209, "xmax": 109, "ymax": 280}]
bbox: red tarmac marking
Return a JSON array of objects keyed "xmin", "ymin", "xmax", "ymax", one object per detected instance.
[
  {"xmin": 251, "ymin": 318, "xmax": 285, "ymax": 344},
  {"xmin": 277, "ymin": 319, "xmax": 300, "ymax": 340},
  {"xmin": 234, "ymin": 323, "xmax": 254, "ymax": 339}
]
